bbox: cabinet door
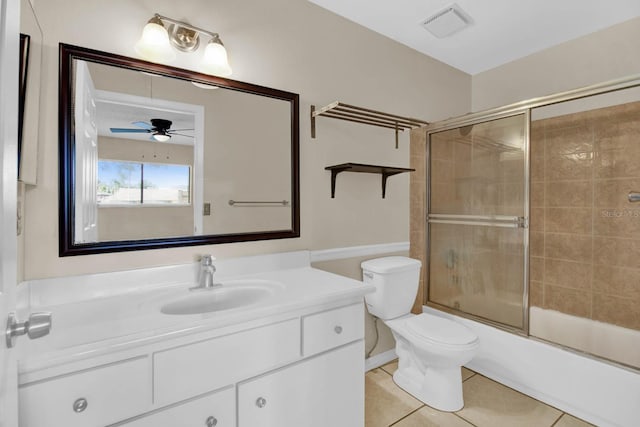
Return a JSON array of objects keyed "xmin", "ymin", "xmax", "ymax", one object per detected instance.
[{"xmin": 238, "ymin": 341, "xmax": 364, "ymax": 427}]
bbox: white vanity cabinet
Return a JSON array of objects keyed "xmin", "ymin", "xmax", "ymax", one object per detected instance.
[{"xmin": 18, "ymin": 302, "xmax": 366, "ymax": 427}]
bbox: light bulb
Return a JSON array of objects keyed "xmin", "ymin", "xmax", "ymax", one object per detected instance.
[
  {"xmin": 134, "ymin": 17, "xmax": 176, "ymax": 63},
  {"xmin": 201, "ymin": 38, "xmax": 232, "ymax": 77},
  {"xmin": 152, "ymin": 133, "xmax": 171, "ymax": 142}
]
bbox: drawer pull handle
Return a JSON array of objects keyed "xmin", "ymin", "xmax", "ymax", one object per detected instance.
[
  {"xmin": 206, "ymin": 416, "xmax": 218, "ymax": 427},
  {"xmin": 73, "ymin": 398, "xmax": 88, "ymax": 413},
  {"xmin": 334, "ymin": 325, "xmax": 343, "ymax": 334},
  {"xmin": 256, "ymin": 397, "xmax": 267, "ymax": 408}
]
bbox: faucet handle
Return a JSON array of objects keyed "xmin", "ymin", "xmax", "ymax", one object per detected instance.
[{"xmin": 200, "ymin": 255, "xmax": 216, "ymax": 265}]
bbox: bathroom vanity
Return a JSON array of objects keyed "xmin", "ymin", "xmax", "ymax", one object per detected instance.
[{"xmin": 16, "ymin": 251, "xmax": 373, "ymax": 427}]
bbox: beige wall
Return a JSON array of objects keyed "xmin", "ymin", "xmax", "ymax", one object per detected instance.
[
  {"xmin": 22, "ymin": 0, "xmax": 470, "ymax": 279},
  {"xmin": 472, "ymin": 17, "xmax": 640, "ymax": 111}
]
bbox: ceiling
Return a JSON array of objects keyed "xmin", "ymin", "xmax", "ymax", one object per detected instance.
[{"xmin": 308, "ymin": 0, "xmax": 640, "ymax": 75}]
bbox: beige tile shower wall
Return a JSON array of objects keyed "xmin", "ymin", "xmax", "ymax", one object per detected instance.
[
  {"xmin": 22, "ymin": 0, "xmax": 470, "ymax": 279},
  {"xmin": 530, "ymin": 101, "xmax": 640, "ymax": 331},
  {"xmin": 409, "ymin": 128, "xmax": 427, "ymax": 314}
]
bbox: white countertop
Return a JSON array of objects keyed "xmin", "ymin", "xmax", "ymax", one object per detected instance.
[{"xmin": 18, "ymin": 252, "xmax": 374, "ymax": 374}]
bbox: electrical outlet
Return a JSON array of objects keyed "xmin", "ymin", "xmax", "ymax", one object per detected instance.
[{"xmin": 203, "ymin": 203, "xmax": 211, "ymax": 216}]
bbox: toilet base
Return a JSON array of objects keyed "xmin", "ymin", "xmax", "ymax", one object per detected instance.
[{"xmin": 392, "ymin": 365, "xmax": 464, "ymax": 412}]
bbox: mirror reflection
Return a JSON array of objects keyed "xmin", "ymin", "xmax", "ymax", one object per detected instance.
[{"xmin": 60, "ymin": 45, "xmax": 299, "ymax": 254}]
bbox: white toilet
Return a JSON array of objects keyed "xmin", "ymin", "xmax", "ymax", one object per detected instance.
[{"xmin": 362, "ymin": 256, "xmax": 479, "ymax": 412}]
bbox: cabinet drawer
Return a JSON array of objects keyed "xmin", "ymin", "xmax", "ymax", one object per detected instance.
[
  {"xmin": 115, "ymin": 387, "xmax": 235, "ymax": 427},
  {"xmin": 19, "ymin": 357, "xmax": 150, "ymax": 427},
  {"xmin": 302, "ymin": 303, "xmax": 364, "ymax": 356},
  {"xmin": 154, "ymin": 318, "xmax": 300, "ymax": 406}
]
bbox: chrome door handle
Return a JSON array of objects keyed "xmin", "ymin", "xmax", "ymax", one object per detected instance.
[
  {"xmin": 629, "ymin": 192, "xmax": 640, "ymax": 202},
  {"xmin": 256, "ymin": 397, "xmax": 267, "ymax": 408},
  {"xmin": 6, "ymin": 312, "xmax": 52, "ymax": 348}
]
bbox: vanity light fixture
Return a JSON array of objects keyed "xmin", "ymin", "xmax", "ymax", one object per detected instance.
[{"xmin": 135, "ymin": 13, "xmax": 233, "ymax": 77}]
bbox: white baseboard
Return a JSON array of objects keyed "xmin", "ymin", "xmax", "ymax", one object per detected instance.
[
  {"xmin": 310, "ymin": 242, "xmax": 409, "ymax": 263},
  {"xmin": 365, "ymin": 349, "xmax": 397, "ymax": 372}
]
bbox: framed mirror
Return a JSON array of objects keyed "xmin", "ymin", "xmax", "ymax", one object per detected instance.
[{"xmin": 59, "ymin": 44, "xmax": 299, "ymax": 256}]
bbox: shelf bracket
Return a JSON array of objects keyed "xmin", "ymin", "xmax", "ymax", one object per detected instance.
[{"xmin": 328, "ymin": 166, "xmax": 350, "ymax": 198}]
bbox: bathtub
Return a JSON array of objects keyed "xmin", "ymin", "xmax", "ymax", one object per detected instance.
[
  {"xmin": 530, "ymin": 306, "xmax": 640, "ymax": 369},
  {"xmin": 424, "ymin": 306, "xmax": 640, "ymax": 427}
]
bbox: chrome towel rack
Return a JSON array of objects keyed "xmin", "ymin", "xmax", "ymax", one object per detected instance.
[
  {"xmin": 310, "ymin": 102, "xmax": 429, "ymax": 148},
  {"xmin": 228, "ymin": 200, "xmax": 289, "ymax": 206}
]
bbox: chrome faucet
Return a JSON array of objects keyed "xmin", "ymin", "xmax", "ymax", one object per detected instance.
[{"xmin": 192, "ymin": 255, "xmax": 220, "ymax": 290}]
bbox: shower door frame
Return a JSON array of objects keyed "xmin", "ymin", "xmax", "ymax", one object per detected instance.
[
  {"xmin": 425, "ymin": 110, "xmax": 531, "ymax": 335},
  {"xmin": 422, "ymin": 73, "xmax": 640, "ymax": 336}
]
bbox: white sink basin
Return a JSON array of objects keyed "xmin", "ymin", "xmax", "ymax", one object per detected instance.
[{"xmin": 160, "ymin": 280, "xmax": 283, "ymax": 315}]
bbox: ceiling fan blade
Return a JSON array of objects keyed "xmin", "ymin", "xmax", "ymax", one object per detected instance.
[
  {"xmin": 132, "ymin": 121, "xmax": 153, "ymax": 129},
  {"xmin": 168, "ymin": 128, "xmax": 195, "ymax": 132},
  {"xmin": 110, "ymin": 128, "xmax": 151, "ymax": 133},
  {"xmin": 170, "ymin": 133, "xmax": 195, "ymax": 138}
]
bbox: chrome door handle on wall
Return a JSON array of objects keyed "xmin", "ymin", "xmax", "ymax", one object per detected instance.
[
  {"xmin": 5, "ymin": 312, "xmax": 52, "ymax": 348},
  {"xmin": 629, "ymin": 192, "xmax": 640, "ymax": 202}
]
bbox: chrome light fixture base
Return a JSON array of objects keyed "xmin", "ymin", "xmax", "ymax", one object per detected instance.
[{"xmin": 167, "ymin": 23, "xmax": 200, "ymax": 52}]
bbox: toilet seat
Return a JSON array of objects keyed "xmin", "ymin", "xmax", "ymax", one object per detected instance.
[{"xmin": 405, "ymin": 313, "xmax": 478, "ymax": 347}]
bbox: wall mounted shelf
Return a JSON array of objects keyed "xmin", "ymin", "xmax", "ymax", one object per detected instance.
[
  {"xmin": 325, "ymin": 163, "xmax": 415, "ymax": 198},
  {"xmin": 311, "ymin": 102, "xmax": 429, "ymax": 148}
]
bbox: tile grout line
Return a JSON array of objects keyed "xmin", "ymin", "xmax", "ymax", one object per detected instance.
[
  {"xmin": 549, "ymin": 412, "xmax": 565, "ymax": 427},
  {"xmin": 387, "ymin": 405, "xmax": 425, "ymax": 426},
  {"xmin": 454, "ymin": 411, "xmax": 480, "ymax": 427},
  {"xmin": 462, "ymin": 371, "xmax": 476, "ymax": 382}
]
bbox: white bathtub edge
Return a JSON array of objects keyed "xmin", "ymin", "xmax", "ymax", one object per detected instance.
[{"xmin": 423, "ymin": 306, "xmax": 640, "ymax": 427}]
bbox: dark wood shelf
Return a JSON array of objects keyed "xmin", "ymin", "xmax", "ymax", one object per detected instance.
[{"xmin": 324, "ymin": 163, "xmax": 415, "ymax": 198}]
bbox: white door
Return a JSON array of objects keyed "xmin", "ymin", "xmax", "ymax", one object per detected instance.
[
  {"xmin": 0, "ymin": 0, "xmax": 21, "ymax": 425},
  {"xmin": 74, "ymin": 60, "xmax": 98, "ymax": 243}
]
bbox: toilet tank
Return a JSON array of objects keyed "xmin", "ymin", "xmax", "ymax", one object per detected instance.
[{"xmin": 361, "ymin": 256, "xmax": 422, "ymax": 320}]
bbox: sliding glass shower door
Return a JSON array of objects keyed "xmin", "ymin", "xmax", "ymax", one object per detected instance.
[{"xmin": 427, "ymin": 113, "xmax": 529, "ymax": 331}]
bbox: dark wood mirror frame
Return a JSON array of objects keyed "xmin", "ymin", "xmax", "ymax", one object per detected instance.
[
  {"xmin": 59, "ymin": 43, "xmax": 300, "ymax": 256},
  {"xmin": 18, "ymin": 33, "xmax": 30, "ymax": 173}
]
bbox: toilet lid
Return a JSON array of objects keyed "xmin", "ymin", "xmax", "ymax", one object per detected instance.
[{"xmin": 406, "ymin": 314, "xmax": 477, "ymax": 345}]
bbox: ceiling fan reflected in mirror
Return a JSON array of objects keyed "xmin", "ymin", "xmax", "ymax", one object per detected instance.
[{"xmin": 109, "ymin": 118, "xmax": 194, "ymax": 142}]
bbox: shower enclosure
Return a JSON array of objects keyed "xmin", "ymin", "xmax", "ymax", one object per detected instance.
[
  {"xmin": 427, "ymin": 113, "xmax": 529, "ymax": 331},
  {"xmin": 421, "ymin": 74, "xmax": 640, "ymax": 369}
]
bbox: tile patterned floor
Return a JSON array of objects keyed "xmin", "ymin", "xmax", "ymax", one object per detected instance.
[{"xmin": 366, "ymin": 361, "xmax": 595, "ymax": 427}]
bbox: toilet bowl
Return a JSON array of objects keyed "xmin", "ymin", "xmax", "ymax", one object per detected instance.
[
  {"xmin": 385, "ymin": 312, "xmax": 479, "ymax": 411},
  {"xmin": 362, "ymin": 256, "xmax": 479, "ymax": 412}
]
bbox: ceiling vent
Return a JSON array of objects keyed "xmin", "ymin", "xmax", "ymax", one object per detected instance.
[{"xmin": 421, "ymin": 4, "xmax": 472, "ymax": 38}]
